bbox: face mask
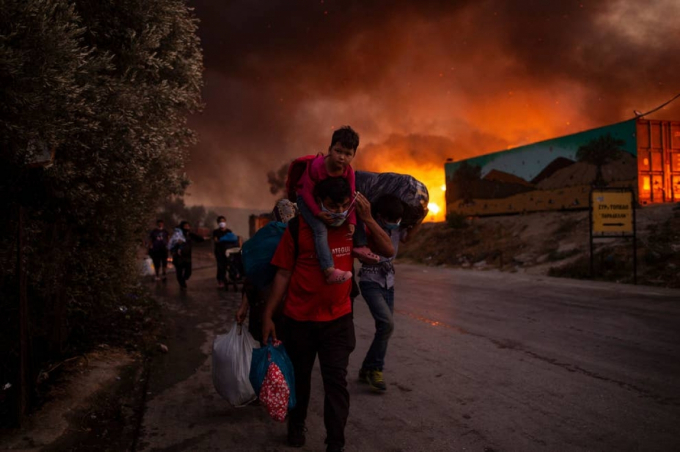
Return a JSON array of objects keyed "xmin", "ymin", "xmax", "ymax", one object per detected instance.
[
  {"xmin": 218, "ymin": 222, "xmax": 227, "ymax": 229},
  {"xmin": 321, "ymin": 203, "xmax": 349, "ymax": 227}
]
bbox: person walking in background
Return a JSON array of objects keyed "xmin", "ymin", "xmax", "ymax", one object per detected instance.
[
  {"xmin": 168, "ymin": 220, "xmax": 205, "ymax": 290},
  {"xmin": 357, "ymin": 195, "xmax": 421, "ymax": 392},
  {"xmin": 212, "ymin": 215, "xmax": 239, "ymax": 287},
  {"xmin": 148, "ymin": 219, "xmax": 169, "ymax": 281},
  {"xmin": 236, "ymin": 198, "xmax": 298, "ymax": 341}
]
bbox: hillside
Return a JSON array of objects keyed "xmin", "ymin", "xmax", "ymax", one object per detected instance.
[{"xmin": 398, "ymin": 203, "xmax": 680, "ymax": 288}]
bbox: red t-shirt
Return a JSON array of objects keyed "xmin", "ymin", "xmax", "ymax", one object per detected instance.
[{"xmin": 271, "ymin": 217, "xmax": 353, "ymax": 322}]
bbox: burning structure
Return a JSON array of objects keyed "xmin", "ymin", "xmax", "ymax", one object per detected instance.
[{"xmin": 445, "ymin": 119, "xmax": 680, "ymax": 216}]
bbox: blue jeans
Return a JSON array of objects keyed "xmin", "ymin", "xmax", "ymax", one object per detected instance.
[
  {"xmin": 297, "ymin": 196, "xmax": 334, "ymax": 270},
  {"xmin": 359, "ymin": 281, "xmax": 394, "ymax": 371}
]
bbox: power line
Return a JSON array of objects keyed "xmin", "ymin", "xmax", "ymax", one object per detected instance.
[{"xmin": 634, "ymin": 92, "xmax": 680, "ymax": 118}]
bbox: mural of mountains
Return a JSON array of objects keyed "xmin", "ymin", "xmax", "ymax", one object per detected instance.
[
  {"xmin": 530, "ymin": 157, "xmax": 575, "ymax": 184},
  {"xmin": 536, "ymin": 153, "xmax": 637, "ymax": 190},
  {"xmin": 484, "ymin": 169, "xmax": 534, "ymax": 187}
]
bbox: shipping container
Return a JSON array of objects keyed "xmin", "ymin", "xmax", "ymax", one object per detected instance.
[
  {"xmin": 444, "ymin": 118, "xmax": 680, "ymax": 216},
  {"xmin": 249, "ymin": 213, "xmax": 273, "ymax": 237}
]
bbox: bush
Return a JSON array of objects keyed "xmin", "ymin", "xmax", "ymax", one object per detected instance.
[{"xmin": 0, "ymin": 0, "xmax": 202, "ymax": 423}]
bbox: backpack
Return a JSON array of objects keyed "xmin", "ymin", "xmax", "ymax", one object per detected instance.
[
  {"xmin": 241, "ymin": 217, "xmax": 300, "ymax": 291},
  {"xmin": 285, "ymin": 154, "xmax": 322, "ymax": 201}
]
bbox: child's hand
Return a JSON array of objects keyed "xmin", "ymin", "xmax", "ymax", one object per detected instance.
[
  {"xmin": 347, "ymin": 223, "xmax": 355, "ymax": 237},
  {"xmin": 355, "ymin": 192, "xmax": 373, "ymax": 222},
  {"xmin": 317, "ymin": 211, "xmax": 335, "ymax": 225}
]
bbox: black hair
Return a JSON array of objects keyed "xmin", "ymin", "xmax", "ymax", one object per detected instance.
[
  {"xmin": 374, "ymin": 195, "xmax": 404, "ymax": 222},
  {"xmin": 216, "ymin": 216, "xmax": 226, "ymax": 223},
  {"xmin": 156, "ymin": 219, "xmax": 164, "ymax": 225},
  {"xmin": 314, "ymin": 177, "xmax": 352, "ymax": 204},
  {"xmin": 330, "ymin": 126, "xmax": 359, "ymax": 152},
  {"xmin": 179, "ymin": 220, "xmax": 190, "ymax": 229}
]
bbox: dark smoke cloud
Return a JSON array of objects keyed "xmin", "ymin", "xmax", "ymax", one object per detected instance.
[{"xmin": 186, "ymin": 0, "xmax": 680, "ymax": 208}]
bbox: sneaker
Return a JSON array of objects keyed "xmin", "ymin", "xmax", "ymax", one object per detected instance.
[
  {"xmin": 353, "ymin": 246, "xmax": 381, "ymax": 264},
  {"xmin": 325, "ymin": 268, "xmax": 352, "ymax": 285},
  {"xmin": 287, "ymin": 422, "xmax": 307, "ymax": 448},
  {"xmin": 154, "ymin": 276, "xmax": 160, "ymax": 281},
  {"xmin": 365, "ymin": 370, "xmax": 387, "ymax": 392}
]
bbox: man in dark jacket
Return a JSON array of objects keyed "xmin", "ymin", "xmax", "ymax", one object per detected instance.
[
  {"xmin": 212, "ymin": 215, "xmax": 240, "ymax": 287},
  {"xmin": 169, "ymin": 220, "xmax": 205, "ymax": 290},
  {"xmin": 148, "ymin": 219, "xmax": 169, "ymax": 281}
]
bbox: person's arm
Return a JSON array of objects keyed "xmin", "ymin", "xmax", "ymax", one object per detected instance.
[
  {"xmin": 236, "ymin": 291, "xmax": 249, "ymax": 324},
  {"xmin": 261, "ymin": 268, "xmax": 292, "ymax": 342},
  {"xmin": 356, "ymin": 193, "xmax": 394, "ymax": 257},
  {"xmin": 401, "ymin": 221, "xmax": 423, "ymax": 244}
]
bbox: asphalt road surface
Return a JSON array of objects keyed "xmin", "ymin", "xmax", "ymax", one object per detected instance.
[{"xmin": 138, "ymin": 261, "xmax": 680, "ymax": 452}]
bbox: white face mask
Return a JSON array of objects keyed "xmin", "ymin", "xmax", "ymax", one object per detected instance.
[
  {"xmin": 321, "ymin": 203, "xmax": 349, "ymax": 227},
  {"xmin": 218, "ymin": 222, "xmax": 227, "ymax": 229}
]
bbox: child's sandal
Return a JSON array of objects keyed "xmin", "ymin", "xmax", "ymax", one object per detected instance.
[{"xmin": 353, "ymin": 246, "xmax": 381, "ymax": 264}]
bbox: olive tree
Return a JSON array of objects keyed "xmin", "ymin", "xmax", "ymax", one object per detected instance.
[{"xmin": 0, "ymin": 0, "xmax": 202, "ymax": 418}]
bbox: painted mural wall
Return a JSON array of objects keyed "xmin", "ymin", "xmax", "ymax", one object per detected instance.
[{"xmin": 445, "ymin": 119, "xmax": 639, "ymax": 216}]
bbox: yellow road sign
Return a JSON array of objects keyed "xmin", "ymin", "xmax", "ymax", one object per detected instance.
[{"xmin": 591, "ymin": 191, "xmax": 634, "ymax": 235}]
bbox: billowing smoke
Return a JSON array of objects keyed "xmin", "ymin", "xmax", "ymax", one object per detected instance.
[{"xmin": 186, "ymin": 0, "xmax": 680, "ymax": 212}]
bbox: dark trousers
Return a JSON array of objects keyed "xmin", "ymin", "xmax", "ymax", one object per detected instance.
[
  {"xmin": 149, "ymin": 250, "xmax": 168, "ymax": 276},
  {"xmin": 283, "ymin": 314, "xmax": 356, "ymax": 449},
  {"xmin": 175, "ymin": 261, "xmax": 192, "ymax": 287},
  {"xmin": 215, "ymin": 252, "xmax": 227, "ymax": 282}
]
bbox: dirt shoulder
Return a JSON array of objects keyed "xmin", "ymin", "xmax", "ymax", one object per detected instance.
[
  {"xmin": 0, "ymin": 348, "xmax": 144, "ymax": 451},
  {"xmin": 399, "ymin": 203, "xmax": 680, "ymax": 288}
]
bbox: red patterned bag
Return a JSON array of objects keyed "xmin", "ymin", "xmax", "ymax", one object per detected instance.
[
  {"xmin": 250, "ymin": 339, "xmax": 296, "ymax": 422},
  {"xmin": 259, "ymin": 361, "xmax": 290, "ymax": 422}
]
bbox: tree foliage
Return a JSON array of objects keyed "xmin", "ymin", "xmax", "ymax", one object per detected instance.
[
  {"xmin": 576, "ymin": 134, "xmax": 626, "ymax": 187},
  {"xmin": 267, "ymin": 162, "xmax": 290, "ymax": 196},
  {"xmin": 0, "ymin": 0, "xmax": 203, "ymax": 416},
  {"xmin": 157, "ymin": 196, "xmax": 211, "ymax": 229}
]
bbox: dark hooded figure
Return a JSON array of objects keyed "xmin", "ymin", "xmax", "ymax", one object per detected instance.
[{"xmin": 168, "ymin": 220, "xmax": 205, "ymax": 290}]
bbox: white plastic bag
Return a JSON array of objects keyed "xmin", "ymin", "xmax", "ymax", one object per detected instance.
[
  {"xmin": 140, "ymin": 257, "xmax": 155, "ymax": 276},
  {"xmin": 212, "ymin": 322, "xmax": 260, "ymax": 406}
]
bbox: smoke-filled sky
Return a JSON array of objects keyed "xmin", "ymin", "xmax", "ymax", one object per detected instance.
[{"xmin": 185, "ymin": 0, "xmax": 680, "ymax": 211}]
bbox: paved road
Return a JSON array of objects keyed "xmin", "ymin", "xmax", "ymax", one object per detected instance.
[{"xmin": 137, "ymin": 262, "xmax": 680, "ymax": 452}]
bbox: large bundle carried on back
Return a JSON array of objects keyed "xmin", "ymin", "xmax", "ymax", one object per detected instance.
[{"xmin": 355, "ymin": 171, "xmax": 429, "ymax": 227}]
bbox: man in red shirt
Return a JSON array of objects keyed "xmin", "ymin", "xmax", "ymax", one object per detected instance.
[{"xmin": 262, "ymin": 177, "xmax": 394, "ymax": 452}]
